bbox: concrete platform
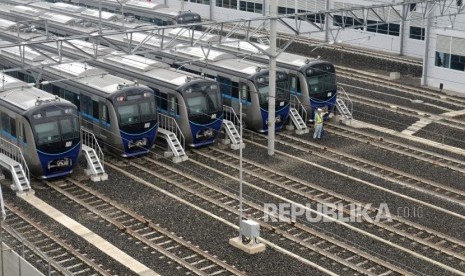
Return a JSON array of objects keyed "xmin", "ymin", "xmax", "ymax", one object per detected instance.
[
  {"xmin": 229, "ymin": 237, "xmax": 266, "ymax": 254},
  {"xmin": 19, "ymin": 193, "xmax": 159, "ymax": 276}
]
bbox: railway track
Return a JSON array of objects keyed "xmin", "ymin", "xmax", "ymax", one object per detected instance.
[
  {"xmin": 270, "ymin": 130, "xmax": 465, "ymax": 211},
  {"xmin": 188, "ymin": 146, "xmax": 465, "ymax": 275},
  {"xmin": 41, "ymin": 177, "xmax": 244, "ymax": 276},
  {"xmin": 2, "ymin": 202, "xmax": 112, "ymax": 276},
  {"xmin": 105, "ymin": 155, "xmax": 412, "ymax": 276},
  {"xmin": 344, "ymin": 91, "xmax": 465, "ymax": 131},
  {"xmin": 337, "ymin": 67, "xmax": 465, "ymax": 108},
  {"xmin": 325, "ymin": 123, "xmax": 465, "ymax": 174}
]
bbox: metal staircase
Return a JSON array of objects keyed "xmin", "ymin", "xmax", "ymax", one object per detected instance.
[
  {"xmin": 222, "ymin": 106, "xmax": 245, "ymax": 150},
  {"xmin": 81, "ymin": 128, "xmax": 107, "ymax": 182},
  {"xmin": 336, "ymin": 86, "xmax": 353, "ymax": 122},
  {"xmin": 158, "ymin": 114, "xmax": 188, "ymax": 163},
  {"xmin": 288, "ymin": 95, "xmax": 309, "ymax": 135},
  {"xmin": 0, "ymin": 137, "xmax": 31, "ymax": 195}
]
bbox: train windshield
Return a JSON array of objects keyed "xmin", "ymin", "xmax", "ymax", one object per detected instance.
[
  {"xmin": 256, "ymin": 73, "xmax": 290, "ymax": 108},
  {"xmin": 184, "ymin": 82, "xmax": 222, "ymax": 116},
  {"xmin": 305, "ymin": 64, "xmax": 337, "ymax": 98},
  {"xmin": 116, "ymin": 98, "xmax": 156, "ymax": 126},
  {"xmin": 34, "ymin": 116, "xmax": 79, "ymax": 146}
]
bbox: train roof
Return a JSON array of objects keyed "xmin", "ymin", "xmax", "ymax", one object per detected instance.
[
  {"xmin": 124, "ymin": 32, "xmax": 165, "ymax": 49},
  {"xmin": 103, "ymin": 53, "xmax": 170, "ymax": 72},
  {"xmin": 0, "ymin": 45, "xmax": 141, "ymax": 96},
  {"xmin": 0, "ymin": 74, "xmax": 67, "ymax": 111},
  {"xmin": 101, "ymin": 53, "xmax": 196, "ymax": 87},
  {"xmin": 39, "ymin": 12, "xmax": 77, "ymax": 25},
  {"xmin": 80, "ymin": 9, "xmax": 120, "ymax": 21},
  {"xmin": 10, "ymin": 5, "xmax": 44, "ymax": 17},
  {"xmin": 220, "ymin": 39, "xmax": 270, "ymax": 54},
  {"xmin": 44, "ymin": 39, "xmax": 116, "ymax": 57},
  {"xmin": 0, "ymin": 18, "xmax": 16, "ymax": 31},
  {"xmin": 125, "ymin": 0, "xmax": 167, "ymax": 10},
  {"xmin": 1, "ymin": 46, "xmax": 47, "ymax": 63},
  {"xmin": 169, "ymin": 28, "xmax": 220, "ymax": 43},
  {"xmin": 170, "ymin": 46, "xmax": 236, "ymax": 62}
]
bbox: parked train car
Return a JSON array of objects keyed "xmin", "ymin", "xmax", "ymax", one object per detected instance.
[
  {"xmin": 0, "ymin": 73, "xmax": 80, "ymax": 179},
  {"xmin": 0, "ymin": 18, "xmax": 223, "ymax": 148},
  {"xmin": 0, "ymin": 5, "xmax": 289, "ymax": 132},
  {"xmin": 0, "ymin": 46, "xmax": 158, "ymax": 157},
  {"xmin": 95, "ymin": 54, "xmax": 223, "ymax": 147},
  {"xmin": 171, "ymin": 28, "xmax": 338, "ymax": 120},
  {"xmin": 160, "ymin": 47, "xmax": 290, "ymax": 132},
  {"xmin": 35, "ymin": 0, "xmax": 202, "ymax": 26}
]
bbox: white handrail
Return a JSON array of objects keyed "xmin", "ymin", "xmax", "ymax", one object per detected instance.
[
  {"xmin": 290, "ymin": 95, "xmax": 308, "ymax": 122},
  {"xmin": 81, "ymin": 127, "xmax": 104, "ymax": 170},
  {"xmin": 157, "ymin": 113, "xmax": 185, "ymax": 149},
  {"xmin": 0, "ymin": 137, "xmax": 29, "ymax": 182}
]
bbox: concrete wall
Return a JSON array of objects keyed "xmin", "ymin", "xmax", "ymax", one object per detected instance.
[{"xmin": 0, "ymin": 243, "xmax": 44, "ymax": 276}]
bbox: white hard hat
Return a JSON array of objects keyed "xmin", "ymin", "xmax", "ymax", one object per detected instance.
[{"xmin": 317, "ymin": 108, "xmax": 322, "ymax": 111}]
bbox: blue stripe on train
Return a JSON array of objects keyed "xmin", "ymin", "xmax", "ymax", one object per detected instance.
[
  {"xmin": 37, "ymin": 142, "xmax": 81, "ymax": 179},
  {"xmin": 120, "ymin": 124, "xmax": 158, "ymax": 157}
]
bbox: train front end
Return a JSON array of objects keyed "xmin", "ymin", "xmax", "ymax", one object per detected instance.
[
  {"xmin": 30, "ymin": 102, "xmax": 81, "ymax": 179},
  {"xmin": 181, "ymin": 80, "xmax": 223, "ymax": 147},
  {"xmin": 112, "ymin": 86, "xmax": 158, "ymax": 157},
  {"xmin": 253, "ymin": 70, "xmax": 290, "ymax": 132},
  {"xmin": 303, "ymin": 61, "xmax": 337, "ymax": 120}
]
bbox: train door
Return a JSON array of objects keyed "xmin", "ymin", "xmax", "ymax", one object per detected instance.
[
  {"xmin": 217, "ymin": 76, "xmax": 232, "ymax": 107},
  {"xmin": 17, "ymin": 120, "xmax": 27, "ymax": 148},
  {"xmin": 239, "ymin": 82, "xmax": 250, "ymax": 115},
  {"xmin": 99, "ymin": 102, "xmax": 111, "ymax": 139},
  {"xmin": 168, "ymin": 95, "xmax": 179, "ymax": 118}
]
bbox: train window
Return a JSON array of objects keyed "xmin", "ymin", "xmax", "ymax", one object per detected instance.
[
  {"xmin": 19, "ymin": 123, "xmax": 26, "ymax": 144},
  {"xmin": 81, "ymin": 95, "xmax": 91, "ymax": 115},
  {"xmin": 231, "ymin": 81, "xmax": 239, "ymax": 98},
  {"xmin": 101, "ymin": 103, "xmax": 110, "ymax": 124},
  {"xmin": 140, "ymin": 102, "xmax": 153, "ymax": 121},
  {"xmin": 34, "ymin": 121, "xmax": 60, "ymax": 145},
  {"xmin": 157, "ymin": 92, "xmax": 168, "ymax": 111},
  {"xmin": 59, "ymin": 118, "xmax": 76, "ymax": 140},
  {"xmin": 240, "ymin": 83, "xmax": 250, "ymax": 102},
  {"xmin": 290, "ymin": 75, "xmax": 301, "ymax": 95},
  {"xmin": 169, "ymin": 97, "xmax": 179, "ymax": 115},
  {"xmin": 1, "ymin": 113, "xmax": 9, "ymax": 134},
  {"xmin": 10, "ymin": 118, "xmax": 16, "ymax": 138},
  {"xmin": 92, "ymin": 100, "xmax": 99, "ymax": 119},
  {"xmin": 117, "ymin": 104, "xmax": 140, "ymax": 125}
]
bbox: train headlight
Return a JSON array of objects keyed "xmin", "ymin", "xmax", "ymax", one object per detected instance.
[
  {"xmin": 128, "ymin": 138, "xmax": 148, "ymax": 149},
  {"xmin": 116, "ymin": 96, "xmax": 125, "ymax": 102},
  {"xmin": 275, "ymin": 115, "xmax": 282, "ymax": 123}
]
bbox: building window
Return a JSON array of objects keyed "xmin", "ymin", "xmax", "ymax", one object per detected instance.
[
  {"xmin": 297, "ymin": 10, "xmax": 325, "ymax": 24},
  {"xmin": 410, "ymin": 26, "xmax": 425, "ymax": 40},
  {"xmin": 366, "ymin": 20, "xmax": 400, "ymax": 36},
  {"xmin": 185, "ymin": 0, "xmax": 210, "ymax": 4},
  {"xmin": 239, "ymin": 1, "xmax": 262, "ymax": 14},
  {"xmin": 278, "ymin": 6, "xmax": 295, "ymax": 15},
  {"xmin": 435, "ymin": 51, "xmax": 465, "ymax": 71},
  {"xmin": 216, "ymin": 0, "xmax": 238, "ymax": 9}
]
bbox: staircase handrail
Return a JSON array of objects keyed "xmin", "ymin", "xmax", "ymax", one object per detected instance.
[
  {"xmin": 337, "ymin": 86, "xmax": 353, "ymax": 117},
  {"xmin": 157, "ymin": 113, "xmax": 185, "ymax": 149},
  {"xmin": 0, "ymin": 137, "xmax": 29, "ymax": 183},
  {"xmin": 290, "ymin": 95, "xmax": 308, "ymax": 122},
  {"xmin": 81, "ymin": 127, "xmax": 104, "ymax": 170},
  {"xmin": 223, "ymin": 105, "xmax": 241, "ymax": 127}
]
